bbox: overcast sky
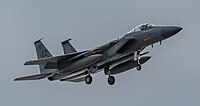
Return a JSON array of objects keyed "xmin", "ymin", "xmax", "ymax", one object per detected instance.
[{"xmin": 0, "ymin": 0, "xmax": 200, "ymax": 106}]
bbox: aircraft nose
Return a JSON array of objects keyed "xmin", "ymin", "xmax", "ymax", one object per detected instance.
[{"xmin": 161, "ymin": 26, "xmax": 183, "ymax": 39}]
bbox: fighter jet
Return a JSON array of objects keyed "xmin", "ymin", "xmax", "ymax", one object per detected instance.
[{"xmin": 14, "ymin": 23, "xmax": 182, "ymax": 85}]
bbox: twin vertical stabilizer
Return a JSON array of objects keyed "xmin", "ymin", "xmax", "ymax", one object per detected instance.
[
  {"xmin": 34, "ymin": 38, "xmax": 55, "ymax": 74},
  {"xmin": 61, "ymin": 38, "xmax": 77, "ymax": 54}
]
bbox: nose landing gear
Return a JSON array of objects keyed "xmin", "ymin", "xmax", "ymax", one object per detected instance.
[
  {"xmin": 136, "ymin": 64, "xmax": 142, "ymax": 71},
  {"xmin": 134, "ymin": 50, "xmax": 142, "ymax": 71}
]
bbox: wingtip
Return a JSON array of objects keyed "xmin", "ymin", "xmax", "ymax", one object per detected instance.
[
  {"xmin": 24, "ymin": 61, "xmax": 29, "ymax": 65},
  {"xmin": 14, "ymin": 78, "xmax": 20, "ymax": 81}
]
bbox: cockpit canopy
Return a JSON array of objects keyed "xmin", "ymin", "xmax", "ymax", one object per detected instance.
[{"xmin": 127, "ymin": 23, "xmax": 156, "ymax": 34}]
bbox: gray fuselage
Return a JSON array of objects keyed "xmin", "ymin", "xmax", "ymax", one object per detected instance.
[{"xmin": 51, "ymin": 26, "xmax": 182, "ymax": 80}]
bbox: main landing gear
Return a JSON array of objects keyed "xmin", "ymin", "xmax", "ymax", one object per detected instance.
[
  {"xmin": 84, "ymin": 67, "xmax": 115, "ymax": 85},
  {"xmin": 105, "ymin": 66, "xmax": 115, "ymax": 85},
  {"xmin": 84, "ymin": 66, "xmax": 97, "ymax": 85},
  {"xmin": 85, "ymin": 75, "xmax": 92, "ymax": 85},
  {"xmin": 136, "ymin": 64, "xmax": 142, "ymax": 71},
  {"xmin": 108, "ymin": 75, "xmax": 115, "ymax": 85}
]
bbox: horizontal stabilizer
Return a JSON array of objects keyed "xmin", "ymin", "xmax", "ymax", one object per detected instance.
[{"xmin": 14, "ymin": 73, "xmax": 51, "ymax": 81}]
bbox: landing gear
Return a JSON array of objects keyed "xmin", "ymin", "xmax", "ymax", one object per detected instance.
[
  {"xmin": 47, "ymin": 76, "xmax": 54, "ymax": 81},
  {"xmin": 108, "ymin": 76, "xmax": 115, "ymax": 85},
  {"xmin": 104, "ymin": 66, "xmax": 116, "ymax": 85},
  {"xmin": 134, "ymin": 50, "xmax": 142, "ymax": 71},
  {"xmin": 84, "ymin": 66, "xmax": 97, "ymax": 85},
  {"xmin": 136, "ymin": 64, "xmax": 142, "ymax": 71},
  {"xmin": 85, "ymin": 75, "xmax": 92, "ymax": 85}
]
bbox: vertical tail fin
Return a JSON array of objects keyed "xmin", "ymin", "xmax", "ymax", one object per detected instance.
[
  {"xmin": 61, "ymin": 38, "xmax": 77, "ymax": 54},
  {"xmin": 34, "ymin": 38, "xmax": 54, "ymax": 74}
]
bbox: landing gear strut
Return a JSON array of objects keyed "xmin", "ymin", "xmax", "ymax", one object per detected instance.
[
  {"xmin": 85, "ymin": 75, "xmax": 92, "ymax": 85},
  {"xmin": 84, "ymin": 66, "xmax": 97, "ymax": 85},
  {"xmin": 134, "ymin": 50, "xmax": 142, "ymax": 71},
  {"xmin": 104, "ymin": 66, "xmax": 115, "ymax": 85}
]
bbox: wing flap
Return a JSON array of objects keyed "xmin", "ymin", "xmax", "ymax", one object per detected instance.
[{"xmin": 14, "ymin": 73, "xmax": 51, "ymax": 81}]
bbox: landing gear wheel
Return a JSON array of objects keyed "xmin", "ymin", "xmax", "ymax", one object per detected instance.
[
  {"xmin": 136, "ymin": 64, "xmax": 142, "ymax": 71},
  {"xmin": 85, "ymin": 75, "xmax": 92, "ymax": 85},
  {"xmin": 108, "ymin": 76, "xmax": 115, "ymax": 85}
]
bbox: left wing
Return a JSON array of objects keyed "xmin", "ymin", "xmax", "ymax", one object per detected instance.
[
  {"xmin": 25, "ymin": 40, "xmax": 118, "ymax": 67},
  {"xmin": 24, "ymin": 51, "xmax": 86, "ymax": 65},
  {"xmin": 14, "ymin": 73, "xmax": 52, "ymax": 81}
]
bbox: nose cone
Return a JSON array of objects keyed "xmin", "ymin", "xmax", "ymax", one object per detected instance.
[{"xmin": 161, "ymin": 26, "xmax": 182, "ymax": 39}]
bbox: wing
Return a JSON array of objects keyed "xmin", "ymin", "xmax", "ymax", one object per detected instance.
[
  {"xmin": 94, "ymin": 39, "xmax": 118, "ymax": 53},
  {"xmin": 24, "ymin": 51, "xmax": 86, "ymax": 65},
  {"xmin": 14, "ymin": 73, "xmax": 52, "ymax": 81}
]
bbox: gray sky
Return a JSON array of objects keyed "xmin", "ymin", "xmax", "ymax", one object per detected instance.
[{"xmin": 0, "ymin": 0, "xmax": 200, "ymax": 106}]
